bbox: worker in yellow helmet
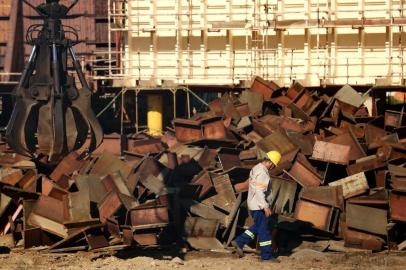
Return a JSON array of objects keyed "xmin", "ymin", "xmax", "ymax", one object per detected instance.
[{"xmin": 232, "ymin": 150, "xmax": 282, "ymax": 262}]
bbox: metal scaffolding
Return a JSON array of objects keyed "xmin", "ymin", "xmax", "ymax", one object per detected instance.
[{"xmin": 94, "ymin": 0, "xmax": 406, "ymax": 88}]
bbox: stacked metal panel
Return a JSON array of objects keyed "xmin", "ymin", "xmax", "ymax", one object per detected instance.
[{"xmin": 0, "ymin": 77, "xmax": 404, "ymax": 252}]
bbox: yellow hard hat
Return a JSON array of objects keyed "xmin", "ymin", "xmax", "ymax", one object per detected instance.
[{"xmin": 266, "ymin": 151, "xmax": 282, "ymax": 166}]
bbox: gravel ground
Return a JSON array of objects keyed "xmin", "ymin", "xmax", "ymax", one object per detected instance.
[{"xmin": 0, "ymin": 247, "xmax": 404, "ymax": 270}]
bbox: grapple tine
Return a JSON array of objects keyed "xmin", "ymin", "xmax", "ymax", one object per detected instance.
[
  {"xmin": 6, "ymin": 98, "xmax": 37, "ymax": 157},
  {"xmin": 6, "ymin": 0, "xmax": 104, "ymax": 162},
  {"xmin": 49, "ymin": 44, "xmax": 66, "ymax": 161},
  {"xmin": 71, "ymin": 87, "xmax": 104, "ymax": 152},
  {"xmin": 65, "ymin": 107, "xmax": 78, "ymax": 152},
  {"xmin": 37, "ymin": 103, "xmax": 53, "ymax": 155}
]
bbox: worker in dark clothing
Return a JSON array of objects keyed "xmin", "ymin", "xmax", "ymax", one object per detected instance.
[
  {"xmin": 167, "ymin": 154, "xmax": 202, "ymax": 252},
  {"xmin": 232, "ymin": 151, "xmax": 282, "ymax": 262},
  {"xmin": 170, "ymin": 154, "xmax": 202, "ymax": 187}
]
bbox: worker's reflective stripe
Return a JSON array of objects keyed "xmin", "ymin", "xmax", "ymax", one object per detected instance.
[
  {"xmin": 254, "ymin": 182, "xmax": 268, "ymax": 189},
  {"xmin": 259, "ymin": 240, "xmax": 272, "ymax": 247},
  {"xmin": 244, "ymin": 230, "xmax": 255, "ymax": 239}
]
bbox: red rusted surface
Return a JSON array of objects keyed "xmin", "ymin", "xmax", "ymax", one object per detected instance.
[
  {"xmin": 312, "ymin": 141, "xmax": 351, "ymax": 165},
  {"xmin": 390, "ymin": 191, "xmax": 406, "ymax": 222},
  {"xmin": 250, "ymin": 76, "xmax": 280, "ymax": 101},
  {"xmin": 129, "ymin": 206, "xmax": 169, "ymax": 227},
  {"xmin": 294, "ymin": 200, "xmax": 331, "ymax": 230}
]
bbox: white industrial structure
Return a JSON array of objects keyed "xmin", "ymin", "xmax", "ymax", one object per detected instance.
[{"xmin": 98, "ymin": 0, "xmax": 406, "ymax": 88}]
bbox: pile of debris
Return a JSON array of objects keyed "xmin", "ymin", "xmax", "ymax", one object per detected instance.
[{"xmin": 0, "ymin": 77, "xmax": 405, "ymax": 253}]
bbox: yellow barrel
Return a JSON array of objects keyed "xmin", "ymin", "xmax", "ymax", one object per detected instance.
[{"xmin": 147, "ymin": 95, "xmax": 163, "ymax": 136}]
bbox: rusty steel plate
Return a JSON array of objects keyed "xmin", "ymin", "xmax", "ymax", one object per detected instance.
[
  {"xmin": 235, "ymin": 103, "xmax": 251, "ymax": 118},
  {"xmin": 391, "ymin": 175, "xmax": 406, "ymax": 191},
  {"xmin": 173, "ymin": 118, "xmax": 203, "ymax": 142},
  {"xmin": 257, "ymin": 131, "xmax": 297, "ymax": 155},
  {"xmin": 240, "ymin": 90, "xmax": 264, "ymax": 115},
  {"xmin": 211, "ymin": 174, "xmax": 236, "ymax": 213},
  {"xmin": 329, "ymin": 172, "xmax": 369, "ymax": 199},
  {"xmin": 217, "ymin": 147, "xmax": 241, "ymax": 171},
  {"xmin": 198, "ymin": 148, "xmax": 218, "ymax": 169},
  {"xmin": 343, "ymin": 225, "xmax": 384, "ymax": 251},
  {"xmin": 50, "ymin": 152, "xmax": 84, "ymax": 181},
  {"xmin": 98, "ymin": 191, "xmax": 135, "ymax": 224},
  {"xmin": 385, "ymin": 110, "xmax": 404, "ymax": 129},
  {"xmin": 287, "ymin": 81, "xmax": 305, "ymax": 100},
  {"xmin": 190, "ymin": 170, "xmax": 215, "ymax": 200},
  {"xmin": 389, "ymin": 191, "xmax": 406, "ymax": 222},
  {"xmin": 127, "ymin": 138, "xmax": 163, "ymax": 155},
  {"xmin": 347, "ymin": 156, "xmax": 387, "ymax": 175},
  {"xmin": 294, "ymin": 200, "xmax": 331, "ymax": 230},
  {"xmin": 89, "ymin": 151, "xmax": 132, "ymax": 179},
  {"xmin": 89, "ymin": 134, "xmax": 121, "ymax": 157},
  {"xmin": 208, "ymin": 99, "xmax": 223, "ymax": 116},
  {"xmin": 326, "ymin": 131, "xmax": 366, "ymax": 161},
  {"xmin": 289, "ymin": 158, "xmax": 322, "ymax": 187},
  {"xmin": 129, "ymin": 206, "xmax": 169, "ymax": 228},
  {"xmin": 0, "ymin": 168, "xmax": 23, "ymax": 186},
  {"xmin": 202, "ymin": 117, "xmax": 227, "ymax": 140},
  {"xmin": 301, "ymin": 186, "xmax": 344, "ymax": 210},
  {"xmin": 268, "ymin": 177, "xmax": 298, "ymax": 214},
  {"xmin": 346, "ymin": 203, "xmax": 388, "ymax": 236},
  {"xmin": 312, "ymin": 141, "xmax": 351, "ymax": 165},
  {"xmin": 334, "ymin": 85, "xmax": 364, "ymax": 108},
  {"xmin": 133, "ymin": 233, "xmax": 159, "ymax": 246},
  {"xmin": 365, "ymin": 124, "xmax": 387, "ymax": 145},
  {"xmin": 250, "ymin": 76, "xmax": 280, "ymax": 101}
]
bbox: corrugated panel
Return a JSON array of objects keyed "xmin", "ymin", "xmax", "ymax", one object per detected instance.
[
  {"xmin": 0, "ymin": 20, "xmax": 10, "ymax": 43},
  {"xmin": 95, "ymin": 0, "xmax": 108, "ymax": 16},
  {"xmin": 0, "ymin": 0, "xmax": 11, "ymax": 17},
  {"xmin": 95, "ymin": 21, "xmax": 109, "ymax": 44},
  {"xmin": 23, "ymin": 0, "xmax": 96, "ymax": 55},
  {"xmin": 0, "ymin": 47, "xmax": 5, "ymax": 68}
]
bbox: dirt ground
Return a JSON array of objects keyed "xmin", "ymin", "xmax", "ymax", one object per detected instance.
[{"xmin": 0, "ymin": 247, "xmax": 405, "ymax": 270}]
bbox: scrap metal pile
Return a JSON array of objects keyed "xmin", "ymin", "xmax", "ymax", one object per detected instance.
[{"xmin": 0, "ymin": 77, "xmax": 405, "ymax": 253}]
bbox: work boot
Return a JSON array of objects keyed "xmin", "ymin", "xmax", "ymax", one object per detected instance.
[{"xmin": 231, "ymin": 240, "xmax": 244, "ymax": 258}]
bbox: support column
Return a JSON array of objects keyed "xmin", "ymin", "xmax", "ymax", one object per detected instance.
[
  {"xmin": 304, "ymin": 28, "xmax": 312, "ymax": 85},
  {"xmin": 386, "ymin": 25, "xmax": 393, "ymax": 84},
  {"xmin": 201, "ymin": 0, "xmax": 208, "ymax": 80},
  {"xmin": 358, "ymin": 27, "xmax": 365, "ymax": 83},
  {"xmin": 176, "ymin": 0, "xmax": 183, "ymax": 83},
  {"xmin": 276, "ymin": 29, "xmax": 285, "ymax": 85},
  {"xmin": 151, "ymin": 0, "xmax": 158, "ymax": 83},
  {"xmin": 276, "ymin": 0, "xmax": 286, "ymax": 85}
]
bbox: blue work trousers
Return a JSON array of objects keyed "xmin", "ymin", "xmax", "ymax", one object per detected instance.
[{"xmin": 235, "ymin": 210, "xmax": 273, "ymax": 260}]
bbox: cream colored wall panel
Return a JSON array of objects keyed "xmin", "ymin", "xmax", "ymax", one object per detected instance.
[{"xmin": 103, "ymin": 0, "xmax": 406, "ymax": 87}]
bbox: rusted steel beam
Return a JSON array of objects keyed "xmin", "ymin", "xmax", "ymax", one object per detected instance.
[
  {"xmin": 50, "ymin": 152, "xmax": 84, "ymax": 182},
  {"xmin": 329, "ymin": 172, "xmax": 369, "ymax": 199},
  {"xmin": 289, "ymin": 154, "xmax": 322, "ymax": 187},
  {"xmin": 347, "ymin": 156, "xmax": 387, "ymax": 175},
  {"xmin": 343, "ymin": 224, "xmax": 384, "ymax": 251},
  {"xmin": 312, "ymin": 141, "xmax": 351, "ymax": 165},
  {"xmin": 294, "ymin": 199, "xmax": 339, "ymax": 233},
  {"xmin": 346, "ymin": 203, "xmax": 388, "ymax": 236},
  {"xmin": 127, "ymin": 205, "xmax": 169, "ymax": 229},
  {"xmin": 389, "ymin": 190, "xmax": 406, "ymax": 222},
  {"xmin": 301, "ymin": 186, "xmax": 344, "ymax": 210},
  {"xmin": 250, "ymin": 76, "xmax": 280, "ymax": 101}
]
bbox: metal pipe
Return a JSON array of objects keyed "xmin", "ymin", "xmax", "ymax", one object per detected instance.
[
  {"xmin": 68, "ymin": 47, "xmax": 89, "ymax": 89},
  {"xmin": 120, "ymin": 88, "xmax": 125, "ymax": 135},
  {"xmin": 177, "ymin": 86, "xmax": 209, "ymax": 107},
  {"xmin": 20, "ymin": 45, "xmax": 38, "ymax": 88},
  {"xmin": 108, "ymin": 0, "xmax": 112, "ymax": 76},
  {"xmin": 51, "ymin": 43, "xmax": 65, "ymax": 158},
  {"xmin": 135, "ymin": 89, "xmax": 139, "ymax": 133}
]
